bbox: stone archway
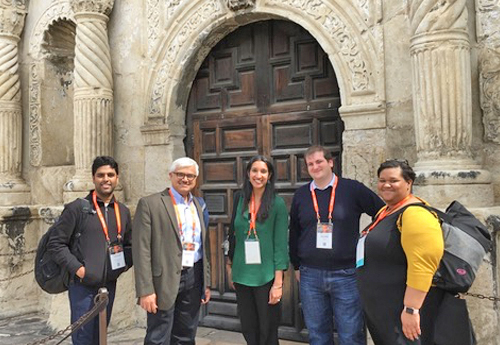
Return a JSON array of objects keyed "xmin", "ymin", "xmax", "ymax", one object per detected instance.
[{"xmin": 142, "ymin": 0, "xmax": 387, "ymax": 191}]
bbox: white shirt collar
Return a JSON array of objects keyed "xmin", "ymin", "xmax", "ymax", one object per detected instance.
[{"xmin": 310, "ymin": 173, "xmax": 336, "ymax": 191}]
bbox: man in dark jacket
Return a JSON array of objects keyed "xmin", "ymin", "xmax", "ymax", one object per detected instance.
[{"xmin": 47, "ymin": 156, "xmax": 132, "ymax": 345}]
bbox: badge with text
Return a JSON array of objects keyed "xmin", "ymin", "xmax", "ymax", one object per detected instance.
[
  {"xmin": 182, "ymin": 242, "xmax": 196, "ymax": 267},
  {"xmin": 356, "ymin": 235, "xmax": 367, "ymax": 268},
  {"xmin": 316, "ymin": 222, "xmax": 333, "ymax": 249},
  {"xmin": 244, "ymin": 239, "xmax": 262, "ymax": 264},
  {"xmin": 108, "ymin": 243, "xmax": 126, "ymax": 270}
]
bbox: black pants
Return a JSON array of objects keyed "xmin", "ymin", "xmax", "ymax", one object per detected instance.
[
  {"xmin": 234, "ymin": 281, "xmax": 281, "ymax": 345},
  {"xmin": 144, "ymin": 261, "xmax": 203, "ymax": 345}
]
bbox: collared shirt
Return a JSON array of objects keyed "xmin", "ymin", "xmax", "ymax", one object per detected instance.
[
  {"xmin": 310, "ymin": 173, "xmax": 336, "ymax": 191},
  {"xmin": 170, "ymin": 187, "xmax": 203, "ymax": 263}
]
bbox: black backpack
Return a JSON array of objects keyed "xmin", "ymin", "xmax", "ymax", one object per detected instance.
[
  {"xmin": 35, "ymin": 198, "xmax": 92, "ymax": 294},
  {"xmin": 399, "ymin": 201, "xmax": 492, "ymax": 293}
]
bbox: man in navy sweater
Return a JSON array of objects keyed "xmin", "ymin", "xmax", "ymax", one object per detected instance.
[{"xmin": 289, "ymin": 146, "xmax": 384, "ymax": 345}]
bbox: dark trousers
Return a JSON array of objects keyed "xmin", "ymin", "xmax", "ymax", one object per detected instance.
[
  {"xmin": 234, "ymin": 281, "xmax": 281, "ymax": 345},
  {"xmin": 144, "ymin": 261, "xmax": 203, "ymax": 345},
  {"xmin": 68, "ymin": 280, "xmax": 117, "ymax": 345}
]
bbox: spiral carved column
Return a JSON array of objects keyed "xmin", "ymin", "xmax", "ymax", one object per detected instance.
[
  {"xmin": 64, "ymin": 1, "xmax": 115, "ymax": 202},
  {"xmin": 408, "ymin": 0, "xmax": 493, "ymax": 207},
  {"xmin": 0, "ymin": 3, "xmax": 30, "ymax": 205}
]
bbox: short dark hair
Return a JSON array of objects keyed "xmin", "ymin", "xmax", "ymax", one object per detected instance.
[
  {"xmin": 242, "ymin": 155, "xmax": 276, "ymax": 222},
  {"xmin": 304, "ymin": 145, "xmax": 333, "ymax": 162},
  {"xmin": 377, "ymin": 159, "xmax": 415, "ymax": 182},
  {"xmin": 92, "ymin": 156, "xmax": 119, "ymax": 176}
]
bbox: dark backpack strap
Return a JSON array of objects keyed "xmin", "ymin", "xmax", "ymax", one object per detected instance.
[
  {"xmin": 69, "ymin": 198, "xmax": 92, "ymax": 253},
  {"xmin": 396, "ymin": 203, "xmax": 441, "ymax": 231},
  {"xmin": 227, "ymin": 191, "xmax": 241, "ymax": 261}
]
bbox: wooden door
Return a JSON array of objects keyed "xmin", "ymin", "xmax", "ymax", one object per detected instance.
[{"xmin": 186, "ymin": 20, "xmax": 343, "ymax": 341}]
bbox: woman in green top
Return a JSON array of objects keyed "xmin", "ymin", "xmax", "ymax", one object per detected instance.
[{"xmin": 226, "ymin": 155, "xmax": 289, "ymax": 345}]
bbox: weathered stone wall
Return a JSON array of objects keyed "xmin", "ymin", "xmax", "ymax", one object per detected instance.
[{"xmin": 0, "ymin": 0, "xmax": 498, "ymax": 343}]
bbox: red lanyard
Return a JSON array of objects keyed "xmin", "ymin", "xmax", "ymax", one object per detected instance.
[
  {"xmin": 362, "ymin": 194, "xmax": 413, "ymax": 235},
  {"xmin": 92, "ymin": 191, "xmax": 121, "ymax": 243},
  {"xmin": 310, "ymin": 176, "xmax": 338, "ymax": 224},
  {"xmin": 247, "ymin": 193, "xmax": 261, "ymax": 238},
  {"xmin": 169, "ymin": 189, "xmax": 197, "ymax": 242}
]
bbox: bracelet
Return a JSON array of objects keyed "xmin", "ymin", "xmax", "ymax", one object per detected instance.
[{"xmin": 271, "ymin": 285, "xmax": 283, "ymax": 289}]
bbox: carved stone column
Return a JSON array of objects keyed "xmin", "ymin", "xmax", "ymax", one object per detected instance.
[
  {"xmin": 64, "ymin": 0, "xmax": 115, "ymax": 202},
  {"xmin": 0, "ymin": 1, "xmax": 30, "ymax": 205},
  {"xmin": 409, "ymin": 0, "xmax": 492, "ymax": 207}
]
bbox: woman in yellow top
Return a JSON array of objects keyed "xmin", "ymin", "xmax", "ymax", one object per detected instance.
[{"xmin": 356, "ymin": 159, "xmax": 444, "ymax": 344}]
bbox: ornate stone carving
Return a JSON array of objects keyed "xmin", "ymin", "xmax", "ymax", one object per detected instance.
[
  {"xmin": 410, "ymin": 0, "xmax": 467, "ymax": 35},
  {"xmin": 0, "ymin": 40, "xmax": 20, "ymax": 102},
  {"xmin": 73, "ymin": 17, "xmax": 113, "ymax": 88},
  {"xmin": 479, "ymin": 46, "xmax": 500, "ymax": 143},
  {"xmin": 29, "ymin": 1, "xmax": 74, "ymax": 60},
  {"xmin": 147, "ymin": 0, "xmax": 221, "ymax": 120},
  {"xmin": 411, "ymin": 32, "xmax": 472, "ymax": 161},
  {"xmin": 0, "ymin": 0, "xmax": 26, "ymax": 38},
  {"xmin": 227, "ymin": 0, "xmax": 255, "ymax": 11},
  {"xmin": 70, "ymin": 0, "xmax": 114, "ymax": 16},
  {"xmin": 29, "ymin": 63, "xmax": 42, "ymax": 167}
]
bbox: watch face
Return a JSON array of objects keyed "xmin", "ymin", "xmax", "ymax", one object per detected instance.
[{"xmin": 405, "ymin": 307, "xmax": 416, "ymax": 314}]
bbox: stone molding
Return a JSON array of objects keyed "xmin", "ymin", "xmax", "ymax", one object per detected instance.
[
  {"xmin": 70, "ymin": 0, "xmax": 114, "ymax": 16},
  {"xmin": 0, "ymin": 1, "xmax": 26, "ymax": 39},
  {"xmin": 28, "ymin": 63, "xmax": 41, "ymax": 167},
  {"xmin": 140, "ymin": 124, "xmax": 170, "ymax": 146},
  {"xmin": 145, "ymin": 0, "xmax": 385, "ymax": 137},
  {"xmin": 227, "ymin": 0, "xmax": 255, "ymax": 12}
]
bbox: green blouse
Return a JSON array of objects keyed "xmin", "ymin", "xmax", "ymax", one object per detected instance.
[{"xmin": 231, "ymin": 195, "xmax": 289, "ymax": 287}]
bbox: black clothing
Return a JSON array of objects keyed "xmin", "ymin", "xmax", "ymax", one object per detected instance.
[
  {"xmin": 356, "ymin": 209, "xmax": 443, "ymax": 345},
  {"xmin": 234, "ymin": 281, "xmax": 280, "ymax": 345},
  {"xmin": 47, "ymin": 191, "xmax": 133, "ymax": 287},
  {"xmin": 144, "ymin": 260, "xmax": 203, "ymax": 345},
  {"xmin": 289, "ymin": 178, "xmax": 384, "ymax": 271}
]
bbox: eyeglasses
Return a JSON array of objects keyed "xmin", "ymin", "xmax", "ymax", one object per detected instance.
[{"xmin": 172, "ymin": 172, "xmax": 197, "ymax": 181}]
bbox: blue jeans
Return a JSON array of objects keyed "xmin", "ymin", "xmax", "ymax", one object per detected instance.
[
  {"xmin": 300, "ymin": 266, "xmax": 365, "ymax": 345},
  {"xmin": 68, "ymin": 280, "xmax": 117, "ymax": 345}
]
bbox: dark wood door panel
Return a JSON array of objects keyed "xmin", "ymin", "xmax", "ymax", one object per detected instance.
[{"xmin": 186, "ymin": 20, "xmax": 343, "ymax": 342}]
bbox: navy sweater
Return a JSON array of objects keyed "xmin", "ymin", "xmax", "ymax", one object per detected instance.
[{"xmin": 289, "ymin": 177, "xmax": 384, "ymax": 270}]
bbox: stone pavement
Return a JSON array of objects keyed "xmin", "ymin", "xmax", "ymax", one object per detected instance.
[{"xmin": 0, "ymin": 313, "xmax": 306, "ymax": 345}]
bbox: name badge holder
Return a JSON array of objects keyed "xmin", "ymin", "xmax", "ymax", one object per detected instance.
[
  {"xmin": 92, "ymin": 191, "xmax": 124, "ymax": 271},
  {"xmin": 316, "ymin": 222, "xmax": 333, "ymax": 249},
  {"xmin": 109, "ymin": 242, "xmax": 126, "ymax": 270},
  {"xmin": 182, "ymin": 242, "xmax": 196, "ymax": 267},
  {"xmin": 245, "ymin": 235, "xmax": 262, "ymax": 265},
  {"xmin": 356, "ymin": 235, "xmax": 366, "ymax": 268},
  {"xmin": 245, "ymin": 194, "xmax": 262, "ymax": 265}
]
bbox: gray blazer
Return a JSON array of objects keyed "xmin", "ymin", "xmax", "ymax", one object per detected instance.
[{"xmin": 132, "ymin": 188, "xmax": 211, "ymax": 311}]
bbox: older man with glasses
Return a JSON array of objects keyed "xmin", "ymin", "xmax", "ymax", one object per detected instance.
[{"xmin": 133, "ymin": 157, "xmax": 211, "ymax": 345}]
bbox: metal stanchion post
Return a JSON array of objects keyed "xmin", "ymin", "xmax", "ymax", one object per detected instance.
[{"xmin": 98, "ymin": 287, "xmax": 109, "ymax": 345}]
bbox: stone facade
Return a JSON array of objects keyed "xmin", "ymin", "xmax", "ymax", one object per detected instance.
[{"xmin": 0, "ymin": 0, "xmax": 498, "ymax": 343}]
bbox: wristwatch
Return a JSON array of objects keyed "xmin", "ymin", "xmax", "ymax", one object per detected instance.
[{"xmin": 404, "ymin": 306, "xmax": 419, "ymax": 315}]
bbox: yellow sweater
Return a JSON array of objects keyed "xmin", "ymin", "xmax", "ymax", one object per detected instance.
[{"xmin": 397, "ymin": 204, "xmax": 444, "ymax": 292}]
